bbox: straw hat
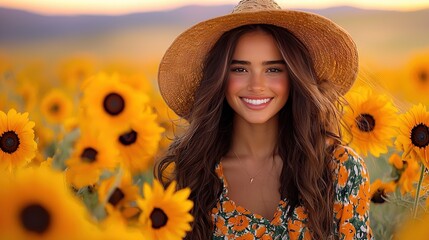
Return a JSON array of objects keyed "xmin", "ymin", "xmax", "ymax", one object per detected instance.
[{"xmin": 158, "ymin": 0, "xmax": 358, "ymax": 117}]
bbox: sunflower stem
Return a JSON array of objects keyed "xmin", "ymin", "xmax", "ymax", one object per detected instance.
[{"xmin": 413, "ymin": 163, "xmax": 425, "ymax": 219}]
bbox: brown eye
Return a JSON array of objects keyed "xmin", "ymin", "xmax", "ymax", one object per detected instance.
[
  {"xmin": 231, "ymin": 67, "xmax": 247, "ymax": 73},
  {"xmin": 267, "ymin": 68, "xmax": 283, "ymax": 73}
]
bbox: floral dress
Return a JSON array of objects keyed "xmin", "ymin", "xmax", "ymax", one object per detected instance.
[{"xmin": 211, "ymin": 146, "xmax": 373, "ymax": 240}]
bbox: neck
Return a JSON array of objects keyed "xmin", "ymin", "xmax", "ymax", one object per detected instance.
[{"xmin": 230, "ymin": 114, "xmax": 278, "ymax": 161}]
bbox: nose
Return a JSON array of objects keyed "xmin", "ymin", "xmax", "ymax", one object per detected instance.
[{"xmin": 247, "ymin": 72, "xmax": 265, "ymax": 92}]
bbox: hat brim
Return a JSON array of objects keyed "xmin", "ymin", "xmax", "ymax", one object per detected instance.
[{"xmin": 158, "ymin": 10, "xmax": 358, "ymax": 117}]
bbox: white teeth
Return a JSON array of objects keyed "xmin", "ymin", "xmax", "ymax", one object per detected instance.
[{"xmin": 242, "ymin": 98, "xmax": 271, "ymax": 105}]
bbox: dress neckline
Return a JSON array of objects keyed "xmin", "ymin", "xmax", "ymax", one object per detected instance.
[{"xmin": 216, "ymin": 161, "xmax": 289, "ymax": 225}]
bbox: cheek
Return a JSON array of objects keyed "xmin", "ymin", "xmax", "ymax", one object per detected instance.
[
  {"xmin": 226, "ymin": 76, "xmax": 244, "ymax": 96},
  {"xmin": 271, "ymin": 77, "xmax": 290, "ymax": 99},
  {"xmin": 226, "ymin": 76, "xmax": 247, "ymax": 109},
  {"xmin": 226, "ymin": 78, "xmax": 236, "ymax": 106}
]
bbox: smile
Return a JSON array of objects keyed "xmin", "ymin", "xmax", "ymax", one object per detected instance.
[{"xmin": 241, "ymin": 97, "xmax": 272, "ymax": 106}]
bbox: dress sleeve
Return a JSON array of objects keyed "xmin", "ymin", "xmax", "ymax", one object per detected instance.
[{"xmin": 332, "ymin": 146, "xmax": 373, "ymax": 240}]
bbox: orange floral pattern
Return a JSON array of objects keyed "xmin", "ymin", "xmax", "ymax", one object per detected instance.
[{"xmin": 212, "ymin": 146, "xmax": 373, "ymax": 239}]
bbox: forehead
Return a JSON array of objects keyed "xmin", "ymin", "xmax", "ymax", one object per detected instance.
[{"xmin": 232, "ymin": 30, "xmax": 282, "ymax": 60}]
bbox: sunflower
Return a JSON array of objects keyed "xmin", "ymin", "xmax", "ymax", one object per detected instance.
[
  {"xmin": 389, "ymin": 153, "xmax": 420, "ymax": 195},
  {"xmin": 0, "ymin": 109, "xmax": 37, "ymax": 170},
  {"xmin": 389, "ymin": 152, "xmax": 405, "ymax": 170},
  {"xmin": 137, "ymin": 180, "xmax": 193, "ymax": 240},
  {"xmin": 405, "ymin": 52, "xmax": 429, "ymax": 102},
  {"xmin": 65, "ymin": 129, "xmax": 119, "ymax": 188},
  {"xmin": 369, "ymin": 179, "xmax": 395, "ymax": 204},
  {"xmin": 98, "ymin": 169, "xmax": 139, "ymax": 218},
  {"xmin": 16, "ymin": 80, "xmax": 39, "ymax": 112},
  {"xmin": 81, "ymin": 72, "xmax": 148, "ymax": 135},
  {"xmin": 342, "ymin": 86, "xmax": 398, "ymax": 157},
  {"xmin": 0, "ymin": 167, "xmax": 97, "ymax": 240},
  {"xmin": 395, "ymin": 103, "xmax": 429, "ymax": 167},
  {"xmin": 40, "ymin": 89, "xmax": 73, "ymax": 124},
  {"xmin": 97, "ymin": 211, "xmax": 147, "ymax": 240},
  {"xmin": 116, "ymin": 109, "xmax": 164, "ymax": 173},
  {"xmin": 121, "ymin": 73, "xmax": 154, "ymax": 94},
  {"xmin": 59, "ymin": 55, "xmax": 96, "ymax": 90}
]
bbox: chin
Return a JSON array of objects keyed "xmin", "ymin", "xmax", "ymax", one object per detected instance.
[
  {"xmin": 242, "ymin": 116, "xmax": 273, "ymax": 125},
  {"xmin": 234, "ymin": 110, "xmax": 279, "ymax": 125}
]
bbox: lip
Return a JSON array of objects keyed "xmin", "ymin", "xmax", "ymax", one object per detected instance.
[{"xmin": 240, "ymin": 97, "xmax": 273, "ymax": 110}]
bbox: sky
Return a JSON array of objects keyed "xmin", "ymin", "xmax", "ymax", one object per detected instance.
[{"xmin": 1, "ymin": 0, "xmax": 428, "ymax": 15}]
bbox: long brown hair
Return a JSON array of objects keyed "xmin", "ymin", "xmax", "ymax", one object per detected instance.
[{"xmin": 156, "ymin": 24, "xmax": 344, "ymax": 239}]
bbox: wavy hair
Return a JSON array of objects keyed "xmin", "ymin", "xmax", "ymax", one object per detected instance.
[{"xmin": 156, "ymin": 24, "xmax": 344, "ymax": 239}]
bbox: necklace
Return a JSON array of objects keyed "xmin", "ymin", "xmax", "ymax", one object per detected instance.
[{"xmin": 233, "ymin": 151, "xmax": 272, "ymax": 184}]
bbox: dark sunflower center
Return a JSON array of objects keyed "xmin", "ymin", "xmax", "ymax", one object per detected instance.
[
  {"xmin": 356, "ymin": 114, "xmax": 376, "ymax": 132},
  {"xmin": 108, "ymin": 188, "xmax": 125, "ymax": 206},
  {"xmin": 80, "ymin": 147, "xmax": 98, "ymax": 163},
  {"xmin": 119, "ymin": 130, "xmax": 138, "ymax": 146},
  {"xmin": 50, "ymin": 103, "xmax": 60, "ymax": 113},
  {"xmin": 410, "ymin": 123, "xmax": 429, "ymax": 148},
  {"xmin": 150, "ymin": 208, "xmax": 168, "ymax": 229},
  {"xmin": 419, "ymin": 70, "xmax": 427, "ymax": 83},
  {"xmin": 20, "ymin": 204, "xmax": 51, "ymax": 234},
  {"xmin": 371, "ymin": 188, "xmax": 387, "ymax": 204},
  {"xmin": 0, "ymin": 130, "xmax": 20, "ymax": 154},
  {"xmin": 103, "ymin": 93, "xmax": 125, "ymax": 116}
]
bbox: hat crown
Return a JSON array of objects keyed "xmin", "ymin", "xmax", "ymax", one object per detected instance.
[
  {"xmin": 159, "ymin": 0, "xmax": 358, "ymax": 118},
  {"xmin": 232, "ymin": 0, "xmax": 281, "ymax": 13}
]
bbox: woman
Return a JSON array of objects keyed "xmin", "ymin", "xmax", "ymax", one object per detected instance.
[{"xmin": 156, "ymin": 0, "xmax": 372, "ymax": 239}]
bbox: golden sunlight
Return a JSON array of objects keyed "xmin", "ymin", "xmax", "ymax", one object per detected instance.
[{"xmin": 0, "ymin": 0, "xmax": 427, "ymax": 15}]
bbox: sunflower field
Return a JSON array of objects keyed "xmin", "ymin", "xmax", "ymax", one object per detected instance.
[
  {"xmin": 0, "ymin": 55, "xmax": 193, "ymax": 239},
  {"xmin": 1, "ymin": 6, "xmax": 429, "ymax": 240},
  {"xmin": 2, "ymin": 52, "xmax": 429, "ymax": 240}
]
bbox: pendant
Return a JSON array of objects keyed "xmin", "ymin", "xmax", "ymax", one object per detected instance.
[{"xmin": 250, "ymin": 178, "xmax": 254, "ymax": 183}]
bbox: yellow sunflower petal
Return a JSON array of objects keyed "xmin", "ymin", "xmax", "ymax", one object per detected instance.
[
  {"xmin": 0, "ymin": 167, "xmax": 97, "ymax": 239},
  {"xmin": 395, "ymin": 103, "xmax": 429, "ymax": 167},
  {"xmin": 65, "ymin": 129, "xmax": 119, "ymax": 188},
  {"xmin": 81, "ymin": 72, "xmax": 148, "ymax": 135},
  {"xmin": 137, "ymin": 180, "xmax": 193, "ymax": 239},
  {"xmin": 0, "ymin": 109, "xmax": 37, "ymax": 170},
  {"xmin": 343, "ymin": 86, "xmax": 398, "ymax": 157},
  {"xmin": 41, "ymin": 89, "xmax": 74, "ymax": 124},
  {"xmin": 116, "ymin": 109, "xmax": 164, "ymax": 173}
]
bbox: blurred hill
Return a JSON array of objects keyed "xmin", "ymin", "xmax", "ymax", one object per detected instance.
[
  {"xmin": 0, "ymin": 5, "xmax": 234, "ymax": 41},
  {"xmin": 0, "ymin": 5, "xmax": 428, "ymax": 66}
]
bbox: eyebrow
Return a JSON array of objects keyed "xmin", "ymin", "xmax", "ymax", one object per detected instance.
[{"xmin": 231, "ymin": 60, "xmax": 286, "ymax": 65}]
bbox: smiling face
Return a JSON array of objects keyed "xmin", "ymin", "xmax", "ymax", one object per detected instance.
[{"xmin": 226, "ymin": 30, "xmax": 290, "ymax": 125}]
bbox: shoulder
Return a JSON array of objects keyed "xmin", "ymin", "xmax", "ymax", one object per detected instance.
[
  {"xmin": 331, "ymin": 145, "xmax": 370, "ymax": 197},
  {"xmin": 331, "ymin": 145, "xmax": 368, "ymax": 174},
  {"xmin": 331, "ymin": 146, "xmax": 373, "ymax": 239}
]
